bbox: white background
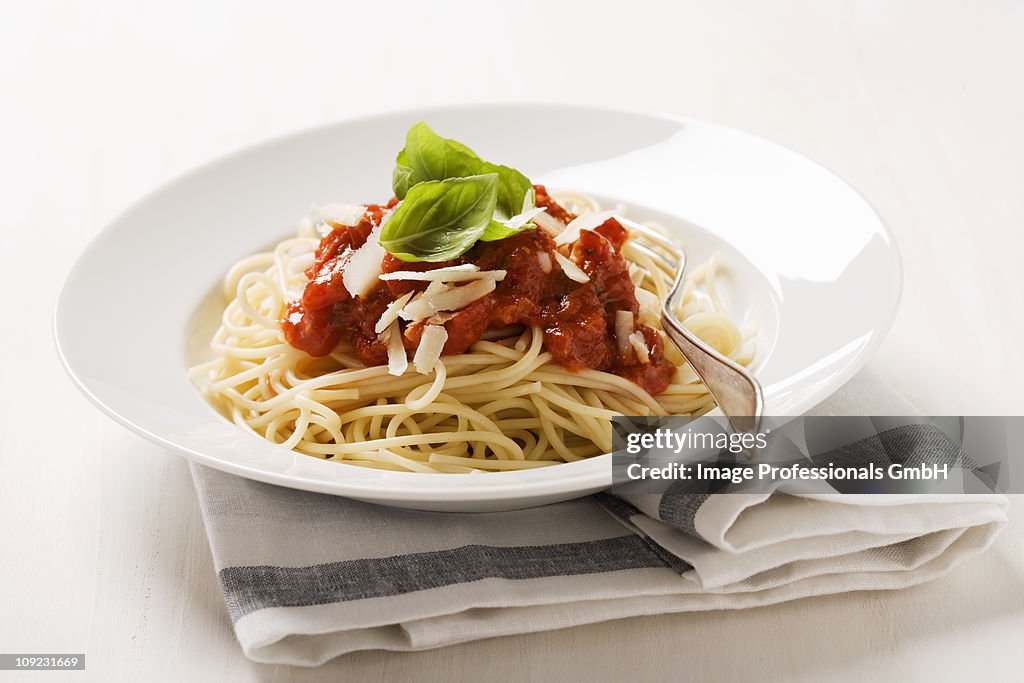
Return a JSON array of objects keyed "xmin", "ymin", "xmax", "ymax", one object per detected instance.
[{"xmin": 2, "ymin": 1, "xmax": 1023, "ymax": 680}]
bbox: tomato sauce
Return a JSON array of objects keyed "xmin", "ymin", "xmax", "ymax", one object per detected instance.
[{"xmin": 282, "ymin": 186, "xmax": 677, "ymax": 395}]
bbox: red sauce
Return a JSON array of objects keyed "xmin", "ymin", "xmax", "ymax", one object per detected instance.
[
  {"xmin": 534, "ymin": 184, "xmax": 575, "ymax": 224},
  {"xmin": 281, "ymin": 186, "xmax": 676, "ymax": 395}
]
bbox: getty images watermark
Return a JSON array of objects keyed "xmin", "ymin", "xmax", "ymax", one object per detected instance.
[{"xmin": 611, "ymin": 416, "xmax": 1019, "ymax": 495}]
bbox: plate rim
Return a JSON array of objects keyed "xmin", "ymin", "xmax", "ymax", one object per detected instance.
[{"xmin": 54, "ymin": 101, "xmax": 903, "ymax": 503}]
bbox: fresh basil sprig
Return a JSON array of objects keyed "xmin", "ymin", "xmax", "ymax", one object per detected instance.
[
  {"xmin": 393, "ymin": 125, "xmax": 480, "ymax": 198},
  {"xmin": 379, "ymin": 174, "xmax": 499, "ymax": 262},
  {"xmin": 390, "ymin": 122, "xmax": 536, "ymax": 254},
  {"xmin": 392, "ymin": 123, "xmax": 532, "ymax": 217}
]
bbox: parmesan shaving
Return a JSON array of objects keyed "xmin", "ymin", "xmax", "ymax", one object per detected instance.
[
  {"xmin": 400, "ymin": 278, "xmax": 497, "ymax": 322},
  {"xmin": 303, "ymin": 203, "xmax": 367, "ymax": 237},
  {"xmin": 534, "ymin": 211, "xmax": 565, "ymax": 237},
  {"xmin": 383, "ymin": 321, "xmax": 408, "ymax": 376},
  {"xmin": 615, "ymin": 310, "xmax": 634, "ymax": 354},
  {"xmin": 374, "ymin": 291, "xmax": 415, "ymax": 334},
  {"xmin": 426, "ymin": 311, "xmax": 458, "ymax": 325},
  {"xmin": 628, "ymin": 331, "xmax": 650, "ymax": 364},
  {"xmin": 501, "ymin": 206, "xmax": 546, "ymax": 230},
  {"xmin": 554, "ymin": 210, "xmax": 616, "ymax": 246},
  {"xmin": 413, "ymin": 325, "xmax": 448, "ymax": 374},
  {"xmin": 521, "ymin": 187, "xmax": 536, "ymax": 214},
  {"xmin": 380, "ymin": 264, "xmax": 506, "ymax": 282},
  {"xmin": 342, "ymin": 224, "xmax": 385, "ymax": 297},
  {"xmin": 383, "ymin": 264, "xmax": 477, "ymax": 277},
  {"xmin": 424, "ymin": 280, "xmax": 447, "ymax": 296},
  {"xmin": 553, "ymin": 251, "xmax": 590, "ymax": 283},
  {"xmin": 314, "ymin": 203, "xmax": 367, "ymax": 227}
]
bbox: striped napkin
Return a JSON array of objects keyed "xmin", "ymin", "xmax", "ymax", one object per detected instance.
[{"xmin": 190, "ymin": 374, "xmax": 1007, "ymax": 666}]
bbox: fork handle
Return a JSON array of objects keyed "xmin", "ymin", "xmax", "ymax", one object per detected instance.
[{"xmin": 661, "ymin": 316, "xmax": 764, "ymax": 434}]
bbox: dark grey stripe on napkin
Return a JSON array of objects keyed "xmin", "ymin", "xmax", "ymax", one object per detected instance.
[
  {"xmin": 219, "ymin": 534, "xmax": 677, "ymax": 622},
  {"xmin": 658, "ymin": 492, "xmax": 711, "ymax": 536},
  {"xmin": 593, "ymin": 494, "xmax": 696, "ymax": 574}
]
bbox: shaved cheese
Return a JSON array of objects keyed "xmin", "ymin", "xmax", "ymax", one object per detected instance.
[
  {"xmin": 383, "ymin": 264, "xmax": 477, "ymax": 278},
  {"xmin": 537, "ymin": 251, "xmax": 552, "ymax": 274},
  {"xmin": 501, "ymin": 206, "xmax": 546, "ymax": 230},
  {"xmin": 383, "ymin": 321, "xmax": 408, "ymax": 376},
  {"xmin": 554, "ymin": 210, "xmax": 616, "ymax": 246},
  {"xmin": 635, "ymin": 287, "xmax": 661, "ymax": 322},
  {"xmin": 423, "ymin": 280, "xmax": 447, "ymax": 297},
  {"xmin": 521, "ymin": 187, "xmax": 536, "ymax": 214},
  {"xmin": 399, "ymin": 286, "xmax": 452, "ymax": 321},
  {"xmin": 305, "ymin": 203, "xmax": 367, "ymax": 236},
  {"xmin": 534, "ymin": 211, "xmax": 565, "ymax": 237},
  {"xmin": 628, "ymin": 331, "xmax": 650, "ymax": 364},
  {"xmin": 553, "ymin": 251, "xmax": 590, "ymax": 283},
  {"xmin": 380, "ymin": 264, "xmax": 506, "ymax": 282},
  {"xmin": 400, "ymin": 278, "xmax": 496, "ymax": 322},
  {"xmin": 615, "ymin": 310, "xmax": 634, "ymax": 354},
  {"xmin": 342, "ymin": 224, "xmax": 385, "ymax": 297},
  {"xmin": 314, "ymin": 203, "xmax": 367, "ymax": 226},
  {"xmin": 413, "ymin": 325, "xmax": 448, "ymax": 374},
  {"xmin": 426, "ymin": 311, "xmax": 458, "ymax": 325},
  {"xmin": 374, "ymin": 291, "xmax": 415, "ymax": 334}
]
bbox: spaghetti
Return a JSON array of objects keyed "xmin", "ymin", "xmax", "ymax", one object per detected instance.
[{"xmin": 188, "ymin": 192, "xmax": 752, "ymax": 473}]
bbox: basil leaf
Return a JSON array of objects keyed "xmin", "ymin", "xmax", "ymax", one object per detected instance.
[
  {"xmin": 485, "ymin": 162, "xmax": 533, "ymax": 221},
  {"xmin": 392, "ymin": 122, "xmax": 533, "ymax": 219},
  {"xmin": 478, "ymin": 219, "xmax": 521, "ymax": 243},
  {"xmin": 392, "ymin": 150, "xmax": 415, "ymax": 199},
  {"xmin": 392, "ymin": 123, "xmax": 479, "ymax": 199},
  {"xmin": 406, "ymin": 122, "xmax": 479, "ymax": 175},
  {"xmin": 380, "ymin": 174, "xmax": 499, "ymax": 262}
]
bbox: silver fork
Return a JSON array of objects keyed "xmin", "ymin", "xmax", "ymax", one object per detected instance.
[{"xmin": 623, "ymin": 220, "xmax": 764, "ymax": 435}]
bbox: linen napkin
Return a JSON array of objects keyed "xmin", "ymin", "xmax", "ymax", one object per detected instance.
[{"xmin": 190, "ymin": 374, "xmax": 1008, "ymax": 666}]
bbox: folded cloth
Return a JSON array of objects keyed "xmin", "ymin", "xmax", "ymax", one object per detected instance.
[{"xmin": 190, "ymin": 373, "xmax": 1007, "ymax": 666}]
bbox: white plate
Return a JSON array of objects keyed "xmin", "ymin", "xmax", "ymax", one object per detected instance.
[{"xmin": 55, "ymin": 104, "xmax": 901, "ymax": 511}]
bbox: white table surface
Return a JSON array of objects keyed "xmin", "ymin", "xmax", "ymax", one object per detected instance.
[{"xmin": 2, "ymin": 1, "xmax": 1023, "ymax": 680}]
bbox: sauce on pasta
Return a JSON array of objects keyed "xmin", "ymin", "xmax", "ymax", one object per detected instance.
[{"xmin": 282, "ymin": 185, "xmax": 676, "ymax": 394}]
